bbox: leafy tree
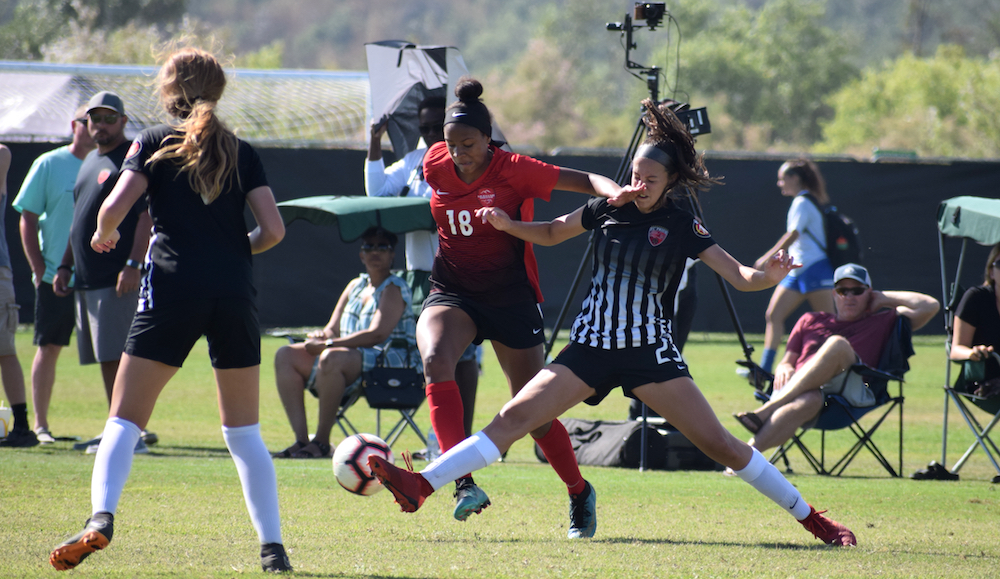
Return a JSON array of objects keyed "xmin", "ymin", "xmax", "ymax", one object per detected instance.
[
  {"xmin": 817, "ymin": 45, "xmax": 1000, "ymax": 159},
  {"xmin": 676, "ymin": 0, "xmax": 858, "ymax": 149}
]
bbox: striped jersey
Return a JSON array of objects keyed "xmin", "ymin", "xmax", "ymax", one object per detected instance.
[{"xmin": 570, "ymin": 197, "xmax": 716, "ymax": 350}]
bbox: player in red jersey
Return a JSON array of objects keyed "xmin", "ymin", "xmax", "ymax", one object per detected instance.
[{"xmin": 419, "ymin": 77, "xmax": 636, "ymax": 536}]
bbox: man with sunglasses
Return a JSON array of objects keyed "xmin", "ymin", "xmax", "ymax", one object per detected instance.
[
  {"xmin": 366, "ymin": 95, "xmax": 481, "ymax": 457},
  {"xmin": 733, "ymin": 263, "xmax": 938, "ymax": 453},
  {"xmin": 53, "ymin": 91, "xmax": 155, "ymax": 454}
]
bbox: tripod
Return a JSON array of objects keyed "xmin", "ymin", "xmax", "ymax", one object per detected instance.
[{"xmin": 543, "ymin": 47, "xmax": 758, "ymax": 472}]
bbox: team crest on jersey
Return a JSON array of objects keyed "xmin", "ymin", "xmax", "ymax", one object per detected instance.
[
  {"xmin": 477, "ymin": 188, "xmax": 495, "ymax": 206},
  {"xmin": 648, "ymin": 225, "xmax": 668, "ymax": 246},
  {"xmin": 97, "ymin": 169, "xmax": 112, "ymax": 184},
  {"xmin": 692, "ymin": 219, "xmax": 711, "ymax": 238},
  {"xmin": 126, "ymin": 140, "xmax": 141, "ymax": 159}
]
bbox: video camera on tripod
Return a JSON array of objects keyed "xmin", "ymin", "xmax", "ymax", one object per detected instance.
[{"xmin": 606, "ymin": 2, "xmax": 710, "ymax": 137}]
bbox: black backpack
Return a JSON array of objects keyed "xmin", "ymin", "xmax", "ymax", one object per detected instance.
[{"xmin": 802, "ymin": 194, "xmax": 863, "ymax": 268}]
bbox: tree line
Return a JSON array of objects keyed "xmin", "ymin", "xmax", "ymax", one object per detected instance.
[{"xmin": 1, "ymin": 0, "xmax": 998, "ymax": 158}]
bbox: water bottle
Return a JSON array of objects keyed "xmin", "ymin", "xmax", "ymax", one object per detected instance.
[{"xmin": 426, "ymin": 431, "xmax": 440, "ymax": 461}]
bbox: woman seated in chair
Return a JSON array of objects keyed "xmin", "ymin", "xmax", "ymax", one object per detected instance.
[
  {"xmin": 950, "ymin": 243, "xmax": 1000, "ymax": 403},
  {"xmin": 272, "ymin": 226, "xmax": 420, "ymax": 458}
]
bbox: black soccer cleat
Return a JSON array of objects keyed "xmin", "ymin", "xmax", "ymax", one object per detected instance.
[{"xmin": 261, "ymin": 542, "xmax": 293, "ymax": 573}]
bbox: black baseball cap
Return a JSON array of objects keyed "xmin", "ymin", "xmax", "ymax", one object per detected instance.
[{"xmin": 85, "ymin": 91, "xmax": 126, "ymax": 116}]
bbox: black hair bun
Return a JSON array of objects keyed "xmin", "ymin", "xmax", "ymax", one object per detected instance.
[{"xmin": 455, "ymin": 77, "xmax": 484, "ymax": 103}]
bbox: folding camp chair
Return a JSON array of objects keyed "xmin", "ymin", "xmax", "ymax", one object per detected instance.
[
  {"xmin": 936, "ymin": 197, "xmax": 1000, "ymax": 481},
  {"xmin": 334, "ymin": 270, "xmax": 430, "ymax": 448},
  {"xmin": 277, "ymin": 269, "xmax": 430, "ymax": 449},
  {"xmin": 739, "ymin": 315, "xmax": 911, "ymax": 477}
]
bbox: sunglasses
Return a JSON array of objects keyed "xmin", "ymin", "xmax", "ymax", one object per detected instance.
[
  {"xmin": 419, "ymin": 123, "xmax": 443, "ymax": 135},
  {"xmin": 75, "ymin": 117, "xmax": 88, "ymax": 125},
  {"xmin": 88, "ymin": 113, "xmax": 120, "ymax": 125},
  {"xmin": 834, "ymin": 286, "xmax": 867, "ymax": 297},
  {"xmin": 361, "ymin": 243, "xmax": 393, "ymax": 253}
]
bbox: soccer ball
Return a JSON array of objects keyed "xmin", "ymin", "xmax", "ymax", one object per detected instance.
[{"xmin": 332, "ymin": 433, "xmax": 393, "ymax": 496}]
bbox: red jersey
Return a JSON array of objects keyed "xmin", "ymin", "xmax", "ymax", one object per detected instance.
[
  {"xmin": 424, "ymin": 142, "xmax": 560, "ymax": 305},
  {"xmin": 786, "ymin": 309, "xmax": 897, "ymax": 370}
]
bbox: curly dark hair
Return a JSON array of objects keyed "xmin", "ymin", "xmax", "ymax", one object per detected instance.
[{"xmin": 639, "ymin": 98, "xmax": 721, "ymax": 209}]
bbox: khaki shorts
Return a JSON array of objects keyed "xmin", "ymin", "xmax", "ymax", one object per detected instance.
[
  {"xmin": 0, "ymin": 267, "xmax": 19, "ymax": 357},
  {"xmin": 75, "ymin": 286, "xmax": 138, "ymax": 365}
]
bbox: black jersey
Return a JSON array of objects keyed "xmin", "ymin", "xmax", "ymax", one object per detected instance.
[
  {"xmin": 121, "ymin": 124, "xmax": 268, "ymax": 308},
  {"xmin": 570, "ymin": 197, "xmax": 716, "ymax": 350},
  {"xmin": 71, "ymin": 141, "xmax": 147, "ymax": 290}
]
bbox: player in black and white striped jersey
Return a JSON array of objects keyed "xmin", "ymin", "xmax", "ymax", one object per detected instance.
[{"xmin": 369, "ymin": 98, "xmax": 857, "ymax": 547}]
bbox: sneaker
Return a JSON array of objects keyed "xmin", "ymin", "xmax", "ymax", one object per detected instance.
[
  {"xmin": 453, "ymin": 480, "xmax": 491, "ymax": 521},
  {"xmin": 736, "ymin": 366, "xmax": 751, "ymax": 378},
  {"xmin": 260, "ymin": 542, "xmax": 292, "ymax": 573},
  {"xmin": 567, "ymin": 481, "xmax": 597, "ymax": 539},
  {"xmin": 74, "ymin": 433, "xmax": 102, "ymax": 451},
  {"xmin": 84, "ymin": 437, "xmax": 149, "ymax": 455},
  {"xmin": 35, "ymin": 427, "xmax": 56, "ymax": 445},
  {"xmin": 368, "ymin": 454, "xmax": 432, "ymax": 513},
  {"xmin": 799, "ymin": 505, "xmax": 857, "ymax": 546},
  {"xmin": 49, "ymin": 511, "xmax": 114, "ymax": 570},
  {"xmin": 140, "ymin": 430, "xmax": 158, "ymax": 446},
  {"xmin": 0, "ymin": 428, "xmax": 39, "ymax": 447}
]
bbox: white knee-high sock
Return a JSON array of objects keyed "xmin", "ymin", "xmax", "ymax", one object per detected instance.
[
  {"xmin": 421, "ymin": 431, "xmax": 501, "ymax": 491},
  {"xmin": 735, "ymin": 448, "xmax": 812, "ymax": 520},
  {"xmin": 92, "ymin": 417, "xmax": 141, "ymax": 515},
  {"xmin": 223, "ymin": 423, "xmax": 283, "ymax": 544}
]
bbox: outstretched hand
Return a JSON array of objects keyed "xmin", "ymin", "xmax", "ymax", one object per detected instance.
[
  {"xmin": 475, "ymin": 206, "xmax": 513, "ymax": 231},
  {"xmin": 607, "ymin": 183, "xmax": 644, "ymax": 207},
  {"xmin": 760, "ymin": 249, "xmax": 799, "ymax": 284}
]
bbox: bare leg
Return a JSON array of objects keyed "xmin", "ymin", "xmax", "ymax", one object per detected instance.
[
  {"xmin": 751, "ymin": 336, "xmax": 855, "ymax": 422},
  {"xmin": 455, "ymin": 358, "xmax": 479, "ymax": 436},
  {"xmin": 99, "ymin": 360, "xmax": 119, "ymax": 406},
  {"xmin": 490, "ymin": 341, "xmax": 548, "ymax": 438},
  {"xmin": 749, "ymin": 390, "xmax": 824, "ymax": 452},
  {"xmin": 635, "ymin": 377, "xmax": 754, "ymax": 469},
  {"xmin": 31, "ymin": 344, "xmax": 61, "ymax": 430},
  {"xmin": 0, "ymin": 353, "xmax": 26, "ymax": 405},
  {"xmin": 763, "ymin": 285, "xmax": 807, "ymax": 353},
  {"xmin": 310, "ymin": 347, "xmax": 361, "ymax": 446},
  {"xmin": 273, "ymin": 343, "xmax": 316, "ymax": 444}
]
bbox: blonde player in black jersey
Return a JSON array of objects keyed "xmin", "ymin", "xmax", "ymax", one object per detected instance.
[
  {"xmin": 49, "ymin": 47, "xmax": 292, "ymax": 573},
  {"xmin": 369, "ymin": 98, "xmax": 857, "ymax": 548}
]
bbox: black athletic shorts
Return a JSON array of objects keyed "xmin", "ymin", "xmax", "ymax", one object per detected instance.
[
  {"xmin": 34, "ymin": 282, "xmax": 75, "ymax": 347},
  {"xmin": 125, "ymin": 298, "xmax": 261, "ymax": 369},
  {"xmin": 422, "ymin": 290, "xmax": 544, "ymax": 349},
  {"xmin": 553, "ymin": 340, "xmax": 692, "ymax": 406}
]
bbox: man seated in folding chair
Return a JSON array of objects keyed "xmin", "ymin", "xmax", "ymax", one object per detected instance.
[
  {"xmin": 272, "ymin": 226, "xmax": 421, "ymax": 458},
  {"xmin": 733, "ymin": 264, "xmax": 939, "ymax": 459}
]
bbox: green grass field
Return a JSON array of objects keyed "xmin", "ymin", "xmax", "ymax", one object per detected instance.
[{"xmin": 2, "ymin": 329, "xmax": 999, "ymax": 578}]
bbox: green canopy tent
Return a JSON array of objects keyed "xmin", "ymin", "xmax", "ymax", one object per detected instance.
[
  {"xmin": 277, "ymin": 195, "xmax": 435, "ymax": 242},
  {"xmin": 935, "ymin": 196, "xmax": 1000, "ymax": 480}
]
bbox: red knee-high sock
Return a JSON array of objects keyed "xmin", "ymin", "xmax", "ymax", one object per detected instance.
[
  {"xmin": 426, "ymin": 381, "xmax": 468, "ymax": 451},
  {"xmin": 426, "ymin": 380, "xmax": 472, "ymax": 480},
  {"xmin": 533, "ymin": 419, "xmax": 586, "ymax": 495}
]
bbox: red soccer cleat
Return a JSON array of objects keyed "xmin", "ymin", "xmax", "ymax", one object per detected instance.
[
  {"xmin": 799, "ymin": 505, "xmax": 857, "ymax": 546},
  {"xmin": 368, "ymin": 454, "xmax": 433, "ymax": 513}
]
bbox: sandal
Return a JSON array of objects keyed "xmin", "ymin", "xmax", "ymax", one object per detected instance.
[
  {"xmin": 272, "ymin": 441, "xmax": 308, "ymax": 459},
  {"xmin": 733, "ymin": 411, "xmax": 764, "ymax": 434},
  {"xmin": 292, "ymin": 440, "xmax": 332, "ymax": 459}
]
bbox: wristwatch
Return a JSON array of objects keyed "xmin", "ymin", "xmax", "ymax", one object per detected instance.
[{"xmin": 125, "ymin": 259, "xmax": 142, "ymax": 270}]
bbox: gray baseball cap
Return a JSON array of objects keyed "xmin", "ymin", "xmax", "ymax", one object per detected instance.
[
  {"xmin": 833, "ymin": 263, "xmax": 872, "ymax": 287},
  {"xmin": 85, "ymin": 91, "xmax": 126, "ymax": 116}
]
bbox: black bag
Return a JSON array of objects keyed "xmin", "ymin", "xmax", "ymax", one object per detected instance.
[
  {"xmin": 535, "ymin": 418, "xmax": 722, "ymax": 471},
  {"xmin": 803, "ymin": 194, "xmax": 863, "ymax": 268},
  {"xmin": 362, "ymin": 347, "xmax": 424, "ymax": 409}
]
